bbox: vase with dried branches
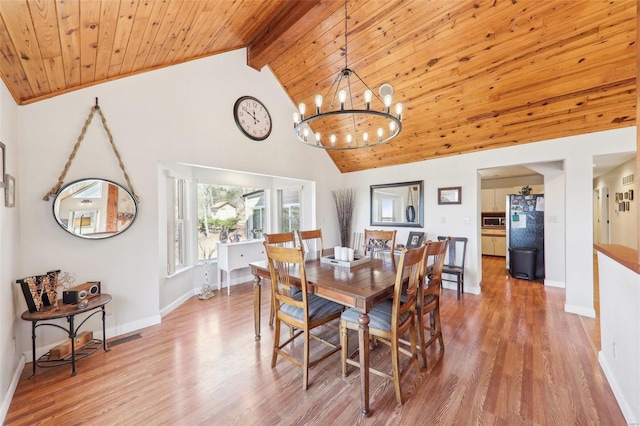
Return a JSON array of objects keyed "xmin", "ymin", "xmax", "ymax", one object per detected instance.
[
  {"xmin": 332, "ymin": 188, "xmax": 355, "ymax": 247},
  {"xmin": 199, "ymin": 244, "xmax": 216, "ymax": 300}
]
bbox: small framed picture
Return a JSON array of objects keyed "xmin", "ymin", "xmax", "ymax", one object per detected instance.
[
  {"xmin": 0, "ymin": 142, "xmax": 5, "ymax": 188},
  {"xmin": 620, "ymin": 202, "xmax": 625, "ymax": 212},
  {"xmin": 626, "ymin": 201, "xmax": 630, "ymax": 211},
  {"xmin": 629, "ymin": 190, "xmax": 634, "ymax": 201},
  {"xmin": 438, "ymin": 186, "xmax": 462, "ymax": 205},
  {"xmin": 407, "ymin": 231, "xmax": 425, "ymax": 248},
  {"xmin": 625, "ymin": 192, "xmax": 629, "ymax": 200},
  {"xmin": 4, "ymin": 174, "xmax": 14, "ymax": 207}
]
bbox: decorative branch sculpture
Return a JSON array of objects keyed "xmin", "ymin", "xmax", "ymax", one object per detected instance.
[{"xmin": 332, "ymin": 188, "xmax": 355, "ymax": 247}]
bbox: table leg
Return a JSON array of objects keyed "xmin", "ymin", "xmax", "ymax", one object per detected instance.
[
  {"xmin": 227, "ymin": 271, "xmax": 231, "ymax": 296},
  {"xmin": 68, "ymin": 315, "xmax": 77, "ymax": 377},
  {"xmin": 102, "ymin": 306, "xmax": 111, "ymax": 352},
  {"xmin": 358, "ymin": 312, "xmax": 370, "ymax": 416},
  {"xmin": 29, "ymin": 321, "xmax": 37, "ymax": 378},
  {"xmin": 253, "ymin": 271, "xmax": 262, "ymax": 341}
]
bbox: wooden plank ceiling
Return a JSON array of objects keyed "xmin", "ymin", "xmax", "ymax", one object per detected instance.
[{"xmin": 0, "ymin": 0, "xmax": 635, "ymax": 173}]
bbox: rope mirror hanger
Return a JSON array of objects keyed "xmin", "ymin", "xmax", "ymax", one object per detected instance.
[{"xmin": 43, "ymin": 98, "xmax": 139, "ymax": 202}]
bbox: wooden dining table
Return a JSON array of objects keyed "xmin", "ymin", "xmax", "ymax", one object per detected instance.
[{"xmin": 249, "ymin": 253, "xmax": 399, "ymax": 416}]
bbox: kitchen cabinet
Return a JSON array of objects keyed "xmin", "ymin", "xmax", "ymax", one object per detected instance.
[
  {"xmin": 482, "ymin": 228, "xmax": 506, "ymax": 256},
  {"xmin": 481, "ymin": 188, "xmax": 512, "ymax": 212}
]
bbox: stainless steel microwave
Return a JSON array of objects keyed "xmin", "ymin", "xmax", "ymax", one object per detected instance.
[{"xmin": 483, "ymin": 217, "xmax": 505, "ymax": 226}]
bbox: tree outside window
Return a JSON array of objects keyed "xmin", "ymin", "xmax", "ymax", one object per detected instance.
[{"xmin": 197, "ymin": 184, "xmax": 261, "ymax": 261}]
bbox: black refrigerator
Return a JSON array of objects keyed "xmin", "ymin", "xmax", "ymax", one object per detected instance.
[{"xmin": 505, "ymin": 194, "xmax": 545, "ymax": 280}]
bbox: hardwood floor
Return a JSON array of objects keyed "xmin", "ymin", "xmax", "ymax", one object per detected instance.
[{"xmin": 5, "ymin": 256, "xmax": 625, "ymax": 425}]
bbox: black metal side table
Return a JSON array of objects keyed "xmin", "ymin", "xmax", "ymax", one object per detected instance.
[{"xmin": 21, "ymin": 293, "xmax": 112, "ymax": 377}]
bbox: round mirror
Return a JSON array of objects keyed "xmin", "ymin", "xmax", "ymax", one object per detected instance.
[{"xmin": 52, "ymin": 178, "xmax": 138, "ymax": 239}]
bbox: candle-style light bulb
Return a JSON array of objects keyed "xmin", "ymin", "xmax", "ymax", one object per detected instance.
[
  {"xmin": 363, "ymin": 132, "xmax": 369, "ymax": 145},
  {"xmin": 303, "ymin": 127, "xmax": 309, "ymax": 141},
  {"xmin": 346, "ymin": 134, "xmax": 352, "ymax": 147},
  {"xmin": 330, "ymin": 134, "xmax": 337, "ymax": 147},
  {"xmin": 339, "ymin": 90, "xmax": 347, "ymax": 110},
  {"xmin": 395, "ymin": 103, "xmax": 403, "ymax": 121},
  {"xmin": 315, "ymin": 95, "xmax": 323, "ymax": 114},
  {"xmin": 315, "ymin": 132, "xmax": 321, "ymax": 146},
  {"xmin": 364, "ymin": 90, "xmax": 372, "ymax": 110},
  {"xmin": 384, "ymin": 95, "xmax": 392, "ymax": 113},
  {"xmin": 293, "ymin": 112, "xmax": 300, "ymax": 126},
  {"xmin": 298, "ymin": 103, "xmax": 306, "ymax": 120},
  {"xmin": 377, "ymin": 127, "xmax": 384, "ymax": 142}
]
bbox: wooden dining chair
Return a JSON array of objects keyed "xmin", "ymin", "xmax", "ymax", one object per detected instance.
[
  {"xmin": 264, "ymin": 243, "xmax": 344, "ymax": 390},
  {"xmin": 437, "ymin": 236, "xmax": 468, "ymax": 300},
  {"xmin": 352, "ymin": 232, "xmax": 364, "ymax": 255},
  {"xmin": 297, "ymin": 229, "xmax": 325, "ymax": 261},
  {"xmin": 394, "ymin": 231, "xmax": 425, "ymax": 254},
  {"xmin": 264, "ymin": 232, "xmax": 298, "ymax": 327},
  {"xmin": 339, "ymin": 244, "xmax": 425, "ymax": 405},
  {"xmin": 264, "ymin": 232, "xmax": 296, "ymax": 247},
  {"xmin": 363, "ymin": 229, "xmax": 397, "ymax": 258},
  {"xmin": 416, "ymin": 238, "xmax": 449, "ymax": 368}
]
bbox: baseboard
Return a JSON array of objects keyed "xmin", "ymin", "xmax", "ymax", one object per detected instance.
[
  {"xmin": 442, "ymin": 283, "xmax": 480, "ymax": 296},
  {"xmin": 0, "ymin": 354, "xmax": 25, "ymax": 424},
  {"xmin": 216, "ymin": 272, "xmax": 255, "ymax": 293},
  {"xmin": 106, "ymin": 314, "xmax": 162, "ymax": 338},
  {"xmin": 564, "ymin": 303, "xmax": 596, "ymax": 318},
  {"xmin": 161, "ymin": 289, "xmax": 194, "ymax": 318},
  {"xmin": 599, "ymin": 351, "xmax": 638, "ymax": 425},
  {"xmin": 544, "ymin": 279, "xmax": 565, "ymax": 288}
]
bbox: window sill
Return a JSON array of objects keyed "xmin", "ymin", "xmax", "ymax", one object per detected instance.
[{"xmin": 166, "ymin": 265, "xmax": 194, "ymax": 279}]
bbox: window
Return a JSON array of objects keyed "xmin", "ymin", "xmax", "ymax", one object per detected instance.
[
  {"xmin": 167, "ymin": 176, "xmax": 188, "ymax": 275},
  {"xmin": 278, "ymin": 188, "xmax": 301, "ymax": 232},
  {"xmin": 243, "ymin": 190, "xmax": 266, "ymax": 239},
  {"xmin": 174, "ymin": 178, "xmax": 186, "ymax": 268},
  {"xmin": 197, "ymin": 183, "xmax": 262, "ymax": 261}
]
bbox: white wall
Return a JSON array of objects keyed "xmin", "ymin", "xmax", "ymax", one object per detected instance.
[
  {"xmin": 0, "ymin": 78, "xmax": 22, "ymax": 421},
  {"xmin": 597, "ymin": 251, "xmax": 640, "ymax": 424},
  {"xmin": 15, "ymin": 49, "xmax": 341, "ymax": 355},
  {"xmin": 594, "ymin": 158, "xmax": 637, "ymax": 249},
  {"xmin": 342, "ymin": 126, "xmax": 635, "ymax": 316}
]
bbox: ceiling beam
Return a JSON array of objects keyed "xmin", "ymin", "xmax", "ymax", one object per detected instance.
[{"xmin": 247, "ymin": 0, "xmax": 323, "ymax": 71}]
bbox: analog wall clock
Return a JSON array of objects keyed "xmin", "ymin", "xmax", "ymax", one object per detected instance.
[{"xmin": 233, "ymin": 96, "xmax": 272, "ymax": 141}]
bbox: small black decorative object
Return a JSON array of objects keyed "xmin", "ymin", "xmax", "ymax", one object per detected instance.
[
  {"xmin": 405, "ymin": 186, "xmax": 416, "ymax": 222},
  {"xmin": 520, "ymin": 185, "xmax": 532, "ymax": 195},
  {"xmin": 233, "ymin": 96, "xmax": 272, "ymax": 141}
]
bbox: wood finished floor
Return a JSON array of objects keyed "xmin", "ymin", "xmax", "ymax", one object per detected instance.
[{"xmin": 5, "ymin": 256, "xmax": 625, "ymax": 425}]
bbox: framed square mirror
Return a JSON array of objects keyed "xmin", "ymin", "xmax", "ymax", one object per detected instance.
[{"xmin": 370, "ymin": 180, "xmax": 423, "ymax": 227}]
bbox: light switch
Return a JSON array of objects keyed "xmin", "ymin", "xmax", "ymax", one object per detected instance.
[{"xmin": 464, "ymin": 217, "xmax": 470, "ymax": 224}]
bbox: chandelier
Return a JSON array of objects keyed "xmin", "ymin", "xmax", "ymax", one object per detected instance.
[{"xmin": 292, "ymin": 0, "xmax": 403, "ymax": 150}]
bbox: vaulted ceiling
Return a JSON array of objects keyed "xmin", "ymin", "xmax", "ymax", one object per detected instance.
[{"xmin": 0, "ymin": 0, "xmax": 635, "ymax": 173}]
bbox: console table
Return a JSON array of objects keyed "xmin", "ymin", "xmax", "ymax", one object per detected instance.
[
  {"xmin": 21, "ymin": 293, "xmax": 112, "ymax": 377},
  {"xmin": 217, "ymin": 240, "xmax": 265, "ymax": 295}
]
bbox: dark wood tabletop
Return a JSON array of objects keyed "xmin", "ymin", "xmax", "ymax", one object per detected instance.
[{"xmin": 21, "ymin": 294, "xmax": 112, "ymax": 321}]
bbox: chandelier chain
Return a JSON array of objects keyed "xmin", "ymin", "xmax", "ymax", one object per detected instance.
[{"xmin": 344, "ymin": 0, "xmax": 348, "ymax": 70}]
